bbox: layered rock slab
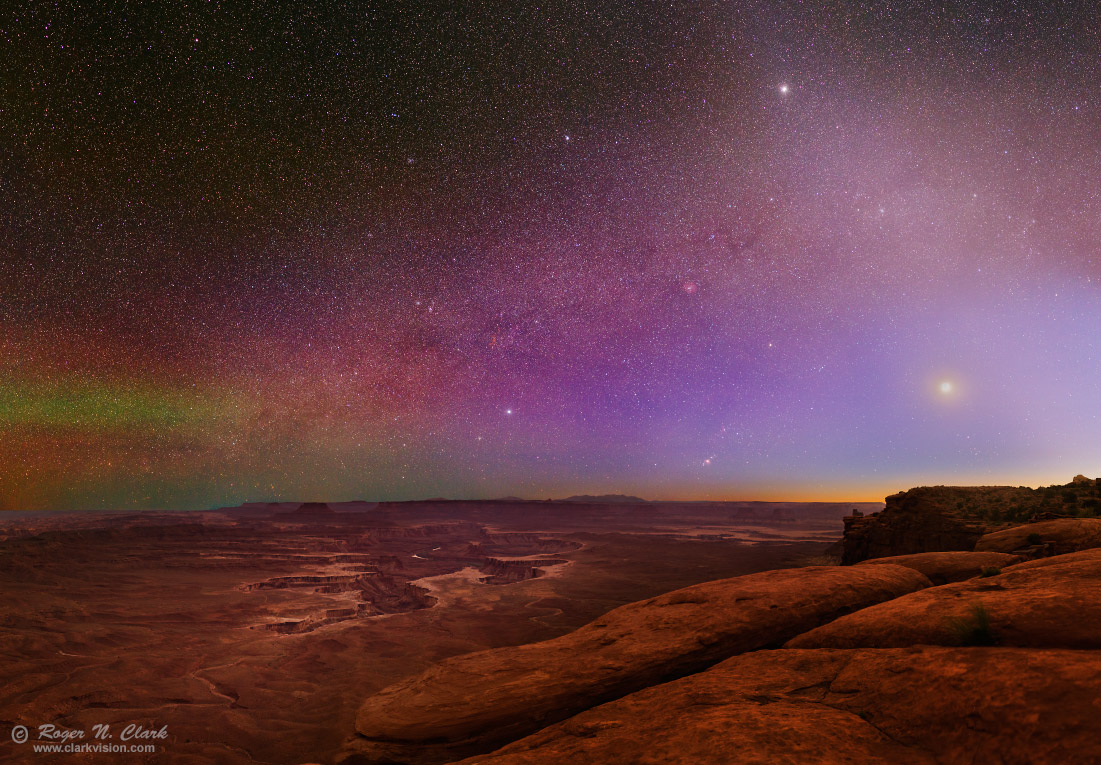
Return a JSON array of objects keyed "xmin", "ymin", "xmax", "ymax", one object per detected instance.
[
  {"xmin": 1005, "ymin": 547, "xmax": 1101, "ymax": 572},
  {"xmin": 788, "ymin": 554, "xmax": 1101, "ymax": 649},
  {"xmin": 459, "ymin": 647, "xmax": 1101, "ymax": 765},
  {"xmin": 974, "ymin": 518, "xmax": 1101, "ymax": 555},
  {"xmin": 856, "ymin": 550, "xmax": 1019, "ymax": 584},
  {"xmin": 341, "ymin": 565, "xmax": 930, "ymax": 763}
]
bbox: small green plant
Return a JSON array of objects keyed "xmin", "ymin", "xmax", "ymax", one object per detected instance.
[
  {"xmin": 948, "ymin": 604, "xmax": 998, "ymax": 646},
  {"xmin": 979, "ymin": 566, "xmax": 1001, "ymax": 578},
  {"xmin": 1026, "ymin": 532, "xmax": 1043, "ymax": 545}
]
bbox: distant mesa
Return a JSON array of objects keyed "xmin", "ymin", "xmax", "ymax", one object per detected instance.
[
  {"xmin": 293, "ymin": 502, "xmax": 336, "ymax": 515},
  {"xmin": 560, "ymin": 494, "xmax": 649, "ymax": 504},
  {"xmin": 231, "ymin": 501, "xmax": 300, "ymax": 512}
]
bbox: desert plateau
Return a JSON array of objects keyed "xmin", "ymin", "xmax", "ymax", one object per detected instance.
[
  {"xmin": 1, "ymin": 497, "xmax": 861, "ymax": 762},
  {"xmin": 3, "ymin": 480, "xmax": 1101, "ymax": 762}
]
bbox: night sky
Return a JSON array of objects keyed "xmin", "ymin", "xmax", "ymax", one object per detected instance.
[{"xmin": 3, "ymin": 1, "xmax": 1099, "ymax": 511}]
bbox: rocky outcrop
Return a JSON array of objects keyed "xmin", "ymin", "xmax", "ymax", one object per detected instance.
[
  {"xmin": 974, "ymin": 518, "xmax": 1101, "ymax": 556},
  {"xmin": 357, "ymin": 575, "xmax": 437, "ymax": 614},
  {"xmin": 249, "ymin": 572, "xmax": 437, "ymax": 634},
  {"xmin": 841, "ymin": 479, "xmax": 1101, "ymax": 564},
  {"xmin": 340, "ymin": 565, "xmax": 930, "ymax": 764},
  {"xmin": 840, "ymin": 486, "xmax": 1027, "ymax": 563},
  {"xmin": 856, "ymin": 550, "xmax": 1019, "ymax": 584},
  {"xmin": 477, "ymin": 558, "xmax": 566, "ymax": 584},
  {"xmin": 244, "ymin": 574, "xmax": 371, "ymax": 591},
  {"xmin": 262, "ymin": 604, "xmax": 371, "ymax": 634},
  {"xmin": 457, "ymin": 647, "xmax": 1101, "ymax": 765},
  {"xmin": 787, "ymin": 553, "xmax": 1101, "ymax": 649}
]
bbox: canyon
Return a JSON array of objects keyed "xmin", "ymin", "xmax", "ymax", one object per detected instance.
[
  {"xmin": 0, "ymin": 498, "xmax": 860, "ymax": 763},
  {"xmin": 5, "ymin": 482, "xmax": 1097, "ymax": 763}
]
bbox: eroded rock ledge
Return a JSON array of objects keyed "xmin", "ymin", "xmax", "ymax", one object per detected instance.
[
  {"xmin": 456, "ymin": 648, "xmax": 1101, "ymax": 764},
  {"xmin": 335, "ymin": 481, "xmax": 1101, "ymax": 765},
  {"xmin": 339, "ymin": 565, "xmax": 929, "ymax": 763}
]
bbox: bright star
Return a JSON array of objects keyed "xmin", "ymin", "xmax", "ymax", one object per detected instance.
[
  {"xmin": 779, "ymin": 84, "xmax": 789, "ymax": 94},
  {"xmin": 505, "ymin": 409, "xmax": 513, "ymax": 415}
]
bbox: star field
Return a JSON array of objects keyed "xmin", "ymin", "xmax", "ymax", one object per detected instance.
[{"xmin": 2, "ymin": 1, "xmax": 1099, "ymax": 510}]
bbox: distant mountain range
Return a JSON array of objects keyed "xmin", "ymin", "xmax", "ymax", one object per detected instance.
[
  {"xmin": 483, "ymin": 494, "xmax": 650, "ymax": 504},
  {"xmin": 484, "ymin": 494, "xmax": 650, "ymax": 503}
]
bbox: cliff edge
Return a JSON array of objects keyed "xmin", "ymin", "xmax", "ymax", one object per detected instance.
[{"xmin": 841, "ymin": 477, "xmax": 1101, "ymax": 564}]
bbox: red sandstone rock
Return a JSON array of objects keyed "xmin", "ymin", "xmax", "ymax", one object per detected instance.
[
  {"xmin": 1005, "ymin": 548, "xmax": 1101, "ymax": 571},
  {"xmin": 458, "ymin": 647, "xmax": 1101, "ymax": 765},
  {"xmin": 340, "ymin": 565, "xmax": 931, "ymax": 763},
  {"xmin": 974, "ymin": 518, "xmax": 1101, "ymax": 555},
  {"xmin": 787, "ymin": 556, "xmax": 1101, "ymax": 649},
  {"xmin": 856, "ymin": 550, "xmax": 1019, "ymax": 584}
]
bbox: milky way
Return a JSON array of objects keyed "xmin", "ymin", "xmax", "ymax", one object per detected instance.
[{"xmin": 3, "ymin": 1, "xmax": 1099, "ymax": 510}]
